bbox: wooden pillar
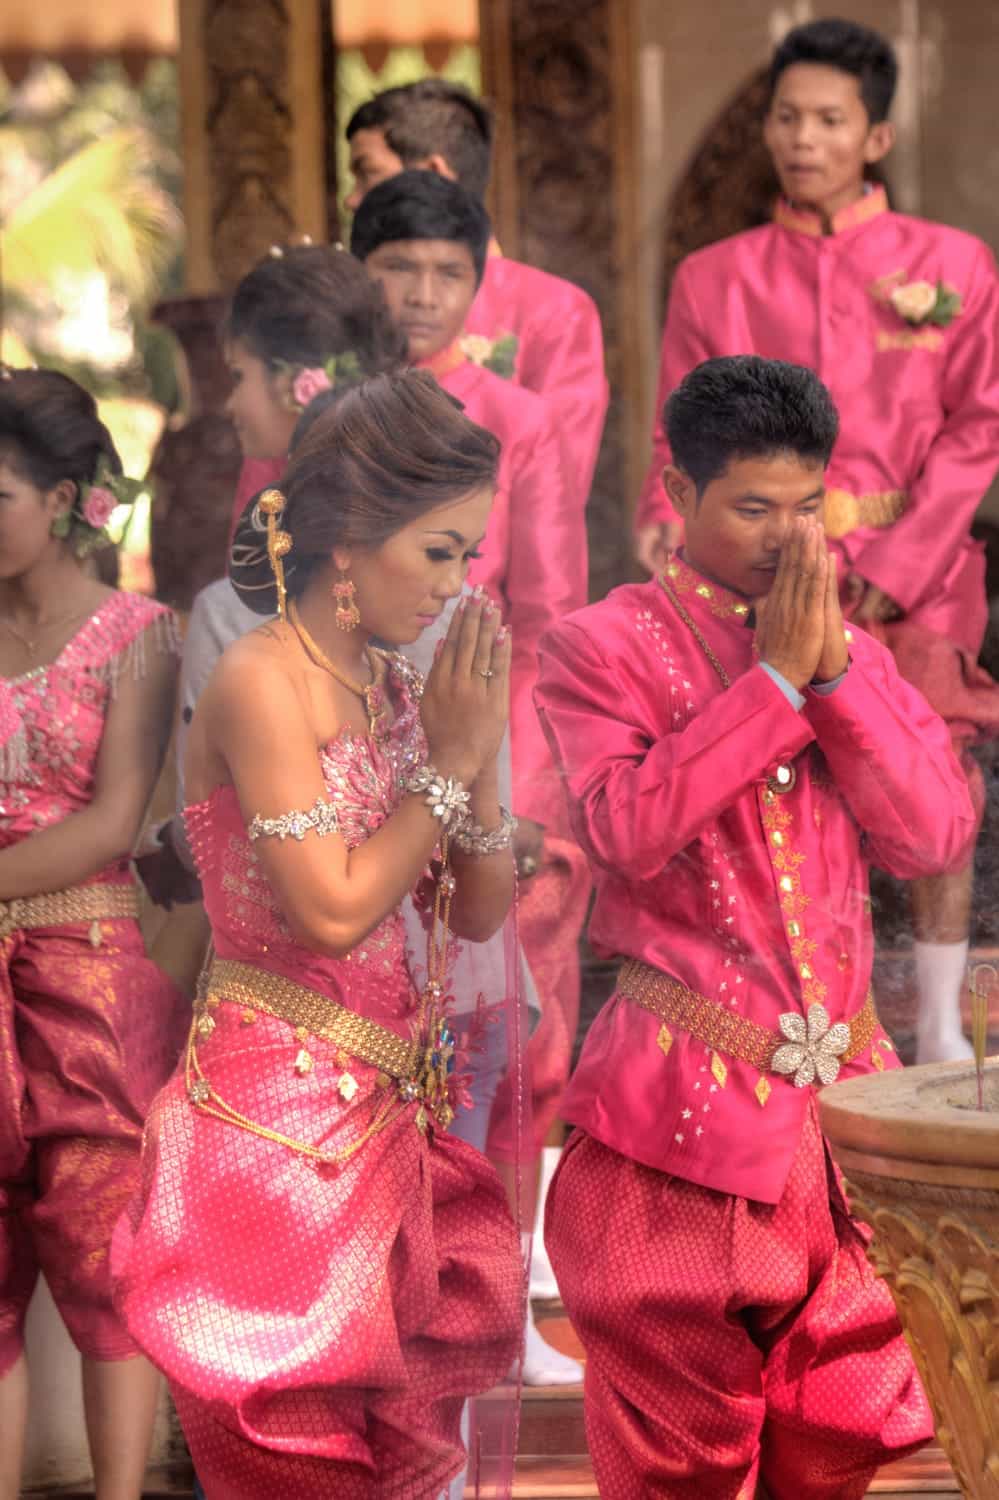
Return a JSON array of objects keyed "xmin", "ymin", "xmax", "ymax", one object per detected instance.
[
  {"xmin": 479, "ymin": 0, "xmax": 645, "ymax": 603},
  {"xmin": 178, "ymin": 0, "xmax": 329, "ymax": 294},
  {"xmin": 153, "ymin": 0, "xmax": 333, "ymax": 608}
]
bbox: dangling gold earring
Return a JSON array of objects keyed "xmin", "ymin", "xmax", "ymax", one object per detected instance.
[{"xmin": 333, "ymin": 570, "xmax": 361, "ymax": 631}]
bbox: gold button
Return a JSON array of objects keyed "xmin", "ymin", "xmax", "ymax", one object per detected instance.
[
  {"xmin": 800, "ymin": 964, "xmax": 813, "ymax": 980},
  {"xmin": 780, "ymin": 876, "xmax": 794, "ymax": 893},
  {"xmin": 771, "ymin": 831, "xmax": 785, "ymax": 848},
  {"xmin": 733, "ymin": 603, "xmax": 749, "ymax": 617},
  {"xmin": 696, "ymin": 584, "xmax": 712, "ymax": 598},
  {"xmin": 787, "ymin": 920, "xmax": 801, "ymax": 938}
]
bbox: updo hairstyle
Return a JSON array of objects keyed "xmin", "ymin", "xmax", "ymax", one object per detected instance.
[
  {"xmin": 230, "ymin": 369, "xmax": 499, "ymax": 616},
  {"xmin": 0, "ymin": 368, "xmax": 121, "ymax": 497},
  {"xmin": 225, "ymin": 243, "xmax": 406, "ymax": 376}
]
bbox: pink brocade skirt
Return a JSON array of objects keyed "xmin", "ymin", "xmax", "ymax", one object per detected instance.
[
  {"xmin": 111, "ymin": 1007, "xmax": 523, "ymax": 1500},
  {"xmin": 0, "ymin": 916, "xmax": 187, "ymax": 1374}
]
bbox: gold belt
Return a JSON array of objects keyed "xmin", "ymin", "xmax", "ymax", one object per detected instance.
[
  {"xmin": 201, "ymin": 958, "xmax": 421, "ymax": 1082},
  {"xmin": 0, "ymin": 882, "xmax": 140, "ymax": 943},
  {"xmin": 823, "ymin": 488, "xmax": 906, "ymax": 541},
  {"xmin": 187, "ymin": 958, "xmax": 451, "ymax": 1168},
  {"xmin": 618, "ymin": 958, "xmax": 879, "ymax": 1085}
]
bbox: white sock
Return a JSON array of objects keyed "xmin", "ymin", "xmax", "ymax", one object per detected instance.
[
  {"xmin": 529, "ymin": 1145, "xmax": 561, "ymax": 1299},
  {"xmin": 914, "ymin": 938, "xmax": 973, "ymax": 1063},
  {"xmin": 519, "ymin": 1301, "xmax": 584, "ymax": 1386}
]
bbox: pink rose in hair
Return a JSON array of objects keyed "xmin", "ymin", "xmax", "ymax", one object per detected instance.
[
  {"xmin": 292, "ymin": 366, "xmax": 333, "ymax": 409},
  {"xmin": 82, "ymin": 485, "xmax": 116, "ymax": 530}
]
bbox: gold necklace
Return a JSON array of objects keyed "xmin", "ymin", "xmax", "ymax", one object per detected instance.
[
  {"xmin": 658, "ymin": 577, "xmax": 731, "ymax": 688},
  {"xmin": 288, "ymin": 600, "xmax": 390, "ymax": 738},
  {"xmin": 0, "ymin": 603, "xmax": 92, "ymax": 659}
]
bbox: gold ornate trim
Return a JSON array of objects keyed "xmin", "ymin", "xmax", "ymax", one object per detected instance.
[
  {"xmin": 823, "ymin": 487, "xmax": 907, "ymax": 540},
  {"xmin": 0, "ymin": 882, "xmax": 139, "ymax": 941},
  {"xmin": 774, "ymin": 184, "xmax": 888, "ymax": 238},
  {"xmin": 618, "ymin": 957, "xmax": 877, "ymax": 1077},
  {"xmin": 203, "ymin": 958, "xmax": 419, "ymax": 1081}
]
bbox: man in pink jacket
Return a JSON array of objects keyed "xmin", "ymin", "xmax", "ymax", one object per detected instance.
[
  {"xmin": 635, "ymin": 18, "xmax": 999, "ymax": 1065},
  {"xmin": 345, "ymin": 77, "xmax": 608, "ymax": 509},
  {"xmin": 352, "ymin": 169, "xmax": 590, "ymax": 1385},
  {"xmin": 540, "ymin": 355, "xmax": 967, "ymax": 1498}
]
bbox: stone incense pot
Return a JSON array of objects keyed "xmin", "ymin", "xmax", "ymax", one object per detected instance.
[{"xmin": 820, "ymin": 1060, "xmax": 999, "ymax": 1500}]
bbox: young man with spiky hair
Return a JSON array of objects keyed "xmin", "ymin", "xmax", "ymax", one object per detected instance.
[
  {"xmin": 345, "ymin": 77, "xmax": 608, "ymax": 508},
  {"xmin": 635, "ymin": 18, "xmax": 999, "ymax": 1066},
  {"xmin": 541, "ymin": 355, "xmax": 969, "ymax": 1498}
]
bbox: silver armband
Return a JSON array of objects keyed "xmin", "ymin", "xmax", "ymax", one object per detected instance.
[
  {"xmin": 404, "ymin": 766, "xmax": 471, "ymax": 829},
  {"xmin": 247, "ymin": 796, "xmax": 340, "ymax": 842},
  {"xmin": 452, "ymin": 807, "xmax": 517, "ymax": 857}
]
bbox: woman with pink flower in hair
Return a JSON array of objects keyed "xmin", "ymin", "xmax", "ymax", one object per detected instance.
[
  {"xmin": 0, "ymin": 367, "xmax": 188, "ymax": 1500},
  {"xmin": 223, "ymin": 243, "xmax": 407, "ymax": 537}
]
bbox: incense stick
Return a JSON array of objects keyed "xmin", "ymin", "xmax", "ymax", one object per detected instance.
[{"xmin": 970, "ymin": 964, "xmax": 996, "ymax": 1112}]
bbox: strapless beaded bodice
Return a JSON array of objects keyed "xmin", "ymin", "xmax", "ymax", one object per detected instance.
[
  {"xmin": 185, "ymin": 652, "xmax": 431, "ymax": 1032},
  {"xmin": 0, "ymin": 592, "xmax": 177, "ymax": 879}
]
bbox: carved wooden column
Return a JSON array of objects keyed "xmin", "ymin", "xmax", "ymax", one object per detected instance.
[
  {"xmin": 179, "ymin": 0, "xmax": 329, "ymax": 293},
  {"xmin": 152, "ymin": 0, "xmax": 333, "ymax": 607},
  {"xmin": 479, "ymin": 0, "xmax": 645, "ymax": 605},
  {"xmin": 479, "ymin": 0, "xmax": 643, "ymax": 1038}
]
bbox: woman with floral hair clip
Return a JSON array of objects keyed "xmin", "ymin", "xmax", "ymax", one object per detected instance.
[
  {"xmin": 0, "ymin": 367, "xmax": 187, "ymax": 1500},
  {"xmin": 223, "ymin": 241, "xmax": 407, "ymax": 539}
]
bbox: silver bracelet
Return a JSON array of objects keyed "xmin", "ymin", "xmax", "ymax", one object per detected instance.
[
  {"xmin": 452, "ymin": 807, "xmax": 517, "ymax": 857},
  {"xmin": 247, "ymin": 796, "xmax": 340, "ymax": 842},
  {"xmin": 404, "ymin": 766, "xmax": 471, "ymax": 829}
]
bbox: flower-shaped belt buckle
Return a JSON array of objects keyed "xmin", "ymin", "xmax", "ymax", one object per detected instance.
[{"xmin": 772, "ymin": 1003, "xmax": 850, "ymax": 1087}]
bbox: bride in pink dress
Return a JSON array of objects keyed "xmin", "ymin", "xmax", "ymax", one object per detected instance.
[
  {"xmin": 113, "ymin": 370, "xmax": 525, "ymax": 1499},
  {"xmin": 0, "ymin": 367, "xmax": 188, "ymax": 1499}
]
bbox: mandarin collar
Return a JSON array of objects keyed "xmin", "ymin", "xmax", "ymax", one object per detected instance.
[
  {"xmin": 415, "ymin": 340, "xmax": 468, "ymax": 380},
  {"xmin": 661, "ymin": 554, "xmax": 753, "ymax": 624},
  {"xmin": 773, "ymin": 183, "xmax": 889, "ymax": 239}
]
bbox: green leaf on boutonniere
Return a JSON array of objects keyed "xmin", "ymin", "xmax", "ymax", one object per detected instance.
[
  {"xmin": 482, "ymin": 333, "xmax": 519, "ymax": 380},
  {"xmin": 926, "ymin": 281, "xmax": 963, "ymax": 327}
]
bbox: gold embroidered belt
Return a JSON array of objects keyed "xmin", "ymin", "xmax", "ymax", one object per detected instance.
[
  {"xmin": 0, "ymin": 882, "xmax": 140, "ymax": 942},
  {"xmin": 822, "ymin": 488, "xmax": 906, "ymax": 541},
  {"xmin": 618, "ymin": 958, "xmax": 878, "ymax": 1077},
  {"xmin": 202, "ymin": 957, "xmax": 420, "ymax": 1082}
]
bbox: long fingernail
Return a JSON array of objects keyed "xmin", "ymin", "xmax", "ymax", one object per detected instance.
[
  {"xmin": 496, "ymin": 625, "xmax": 509, "ymax": 644},
  {"xmin": 457, "ymin": 596, "xmax": 468, "ymax": 614},
  {"xmin": 472, "ymin": 584, "xmax": 486, "ymax": 602}
]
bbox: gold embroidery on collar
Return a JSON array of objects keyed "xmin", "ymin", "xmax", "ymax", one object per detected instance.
[
  {"xmin": 774, "ymin": 185, "xmax": 889, "ymax": 238},
  {"xmin": 664, "ymin": 558, "xmax": 751, "ymax": 621}
]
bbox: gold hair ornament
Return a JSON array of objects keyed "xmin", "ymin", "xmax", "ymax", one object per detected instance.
[{"xmin": 258, "ymin": 489, "xmax": 293, "ymax": 620}]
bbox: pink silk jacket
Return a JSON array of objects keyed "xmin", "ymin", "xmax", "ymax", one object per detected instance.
[
  {"xmin": 465, "ymin": 249, "xmax": 610, "ymax": 507},
  {"xmin": 636, "ymin": 188, "xmax": 999, "ymax": 656},
  {"xmin": 535, "ymin": 557, "xmax": 975, "ymax": 1203},
  {"xmin": 432, "ymin": 350, "xmax": 587, "ymax": 831}
]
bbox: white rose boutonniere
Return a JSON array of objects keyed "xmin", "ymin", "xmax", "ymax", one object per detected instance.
[
  {"xmin": 890, "ymin": 279, "xmax": 963, "ymax": 328},
  {"xmin": 459, "ymin": 331, "xmax": 519, "ymax": 380}
]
